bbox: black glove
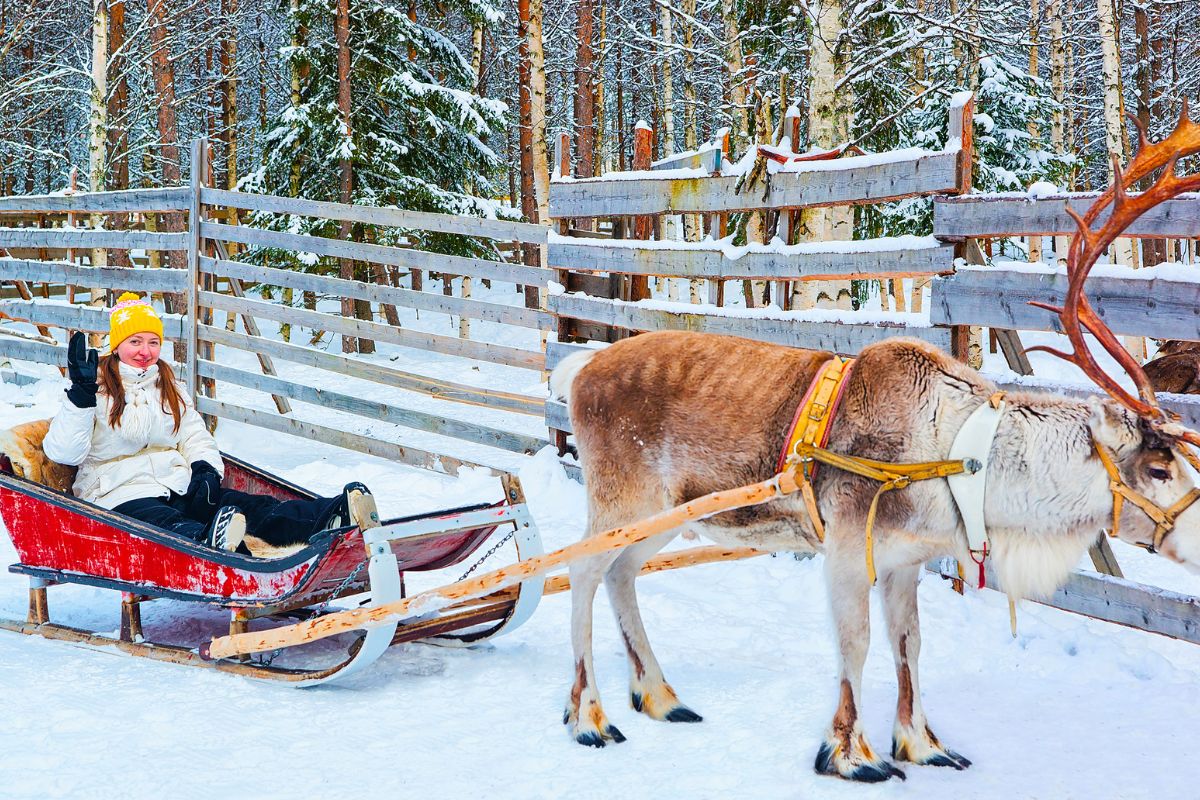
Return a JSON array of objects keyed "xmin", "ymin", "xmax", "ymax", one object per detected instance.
[
  {"xmin": 183, "ymin": 460, "xmax": 222, "ymax": 521},
  {"xmin": 65, "ymin": 331, "xmax": 99, "ymax": 408}
]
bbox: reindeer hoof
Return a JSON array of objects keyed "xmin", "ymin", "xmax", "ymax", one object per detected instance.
[
  {"xmin": 630, "ymin": 684, "xmax": 701, "ymax": 722},
  {"xmin": 574, "ymin": 724, "xmax": 626, "ymax": 748},
  {"xmin": 815, "ymin": 741, "xmax": 906, "ymax": 783},
  {"xmin": 664, "ymin": 706, "xmax": 703, "ymax": 723},
  {"xmin": 892, "ymin": 728, "xmax": 971, "ymax": 769}
]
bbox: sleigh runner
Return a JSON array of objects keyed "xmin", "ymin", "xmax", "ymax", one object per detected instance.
[{"xmin": 0, "ymin": 444, "xmax": 547, "ymax": 685}]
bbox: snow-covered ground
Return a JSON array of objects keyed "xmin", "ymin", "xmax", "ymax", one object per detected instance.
[{"xmin": 3, "ymin": 277, "xmax": 1200, "ymax": 799}]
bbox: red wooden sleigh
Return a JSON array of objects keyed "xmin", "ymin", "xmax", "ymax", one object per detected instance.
[{"xmin": 0, "ymin": 451, "xmax": 544, "ymax": 685}]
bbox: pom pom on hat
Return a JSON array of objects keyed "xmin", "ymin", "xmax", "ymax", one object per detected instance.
[{"xmin": 109, "ymin": 292, "xmax": 164, "ymax": 349}]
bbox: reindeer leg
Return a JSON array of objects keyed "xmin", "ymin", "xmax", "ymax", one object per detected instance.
[
  {"xmin": 882, "ymin": 565, "xmax": 972, "ymax": 770},
  {"xmin": 815, "ymin": 531, "xmax": 906, "ymax": 783},
  {"xmin": 565, "ymin": 549, "xmax": 627, "ymax": 747},
  {"xmin": 605, "ymin": 533, "xmax": 703, "ymax": 724}
]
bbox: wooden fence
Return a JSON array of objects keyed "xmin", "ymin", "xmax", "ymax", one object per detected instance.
[
  {"xmin": 0, "ymin": 141, "xmax": 554, "ymax": 475},
  {"xmin": 544, "ymin": 95, "xmax": 1200, "ymax": 645},
  {"xmin": 4, "ymin": 123, "xmax": 1200, "ymax": 645}
]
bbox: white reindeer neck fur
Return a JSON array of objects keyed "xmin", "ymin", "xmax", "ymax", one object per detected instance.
[{"xmin": 975, "ymin": 393, "xmax": 1118, "ymax": 600}]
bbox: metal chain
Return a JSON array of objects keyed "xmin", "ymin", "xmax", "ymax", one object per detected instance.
[
  {"xmin": 454, "ymin": 527, "xmax": 516, "ymax": 582},
  {"xmin": 256, "ymin": 555, "xmax": 370, "ymax": 667}
]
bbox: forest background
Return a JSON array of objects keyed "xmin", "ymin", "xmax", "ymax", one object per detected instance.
[{"xmin": 1, "ymin": 0, "xmax": 1197, "ymax": 255}]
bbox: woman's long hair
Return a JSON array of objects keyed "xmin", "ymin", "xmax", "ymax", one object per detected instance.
[{"xmin": 97, "ymin": 355, "xmax": 186, "ymax": 434}]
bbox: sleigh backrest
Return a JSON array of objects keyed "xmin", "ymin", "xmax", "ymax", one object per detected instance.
[{"xmin": 0, "ymin": 420, "xmax": 77, "ymax": 494}]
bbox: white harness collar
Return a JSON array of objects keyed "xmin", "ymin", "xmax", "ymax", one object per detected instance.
[{"xmin": 946, "ymin": 392, "xmax": 1007, "ymax": 588}]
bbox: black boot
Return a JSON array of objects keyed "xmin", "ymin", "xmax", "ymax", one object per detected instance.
[
  {"xmin": 317, "ymin": 482, "xmax": 377, "ymax": 532},
  {"xmin": 207, "ymin": 505, "xmax": 246, "ymax": 552}
]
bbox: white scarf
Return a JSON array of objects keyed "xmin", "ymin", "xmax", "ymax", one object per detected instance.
[{"xmin": 112, "ymin": 361, "xmax": 163, "ymax": 444}]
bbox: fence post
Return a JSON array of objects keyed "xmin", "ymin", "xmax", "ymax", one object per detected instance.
[
  {"xmin": 630, "ymin": 121, "xmax": 653, "ymax": 303},
  {"xmin": 186, "ymin": 138, "xmax": 203, "ymax": 402}
]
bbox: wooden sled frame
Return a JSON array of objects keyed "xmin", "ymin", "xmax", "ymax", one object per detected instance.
[{"xmin": 0, "ymin": 453, "xmax": 546, "ymax": 686}]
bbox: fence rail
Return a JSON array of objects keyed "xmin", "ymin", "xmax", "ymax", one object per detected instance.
[
  {"xmin": 200, "ymin": 222, "xmax": 551, "ymax": 287},
  {"xmin": 933, "ymin": 193, "xmax": 1200, "ymax": 238},
  {"xmin": 547, "ymin": 237, "xmax": 954, "ymax": 280},
  {"xmin": 200, "ymin": 257, "xmax": 553, "ymax": 329},
  {"xmin": 0, "ymin": 187, "xmax": 189, "ymax": 214},
  {"xmin": 197, "ymin": 325, "xmax": 544, "ymax": 417},
  {"xmin": 0, "ymin": 298, "xmax": 186, "ymax": 340},
  {"xmin": 203, "ymin": 187, "xmax": 549, "ymax": 244},
  {"xmin": 1, "ymin": 260, "xmax": 189, "ymax": 293},
  {"xmin": 199, "ymin": 291, "xmax": 545, "ymax": 371},
  {"xmin": 932, "ymin": 266, "xmax": 1200, "ymax": 340},
  {"xmin": 548, "ymin": 292, "xmax": 951, "ymax": 354},
  {"xmin": 0, "ymin": 228, "xmax": 187, "ymax": 251}
]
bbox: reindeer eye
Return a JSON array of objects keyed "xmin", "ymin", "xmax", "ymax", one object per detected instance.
[{"xmin": 1148, "ymin": 467, "xmax": 1171, "ymax": 481}]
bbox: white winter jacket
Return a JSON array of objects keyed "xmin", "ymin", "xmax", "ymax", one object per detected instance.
[{"xmin": 42, "ymin": 361, "xmax": 223, "ymax": 509}]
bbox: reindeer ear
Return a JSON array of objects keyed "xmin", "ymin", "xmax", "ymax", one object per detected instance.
[{"xmin": 1087, "ymin": 397, "xmax": 1140, "ymax": 456}]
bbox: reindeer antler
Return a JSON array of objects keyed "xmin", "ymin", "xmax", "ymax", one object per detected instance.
[{"xmin": 1027, "ymin": 103, "xmax": 1200, "ymax": 442}]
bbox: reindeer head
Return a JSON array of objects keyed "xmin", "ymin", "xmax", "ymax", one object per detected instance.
[{"xmin": 1029, "ymin": 103, "xmax": 1200, "ymax": 572}]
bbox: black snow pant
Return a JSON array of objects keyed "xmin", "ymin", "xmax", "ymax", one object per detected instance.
[{"xmin": 113, "ymin": 489, "xmax": 343, "ymax": 549}]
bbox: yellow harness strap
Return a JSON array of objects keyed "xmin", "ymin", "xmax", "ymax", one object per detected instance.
[
  {"xmin": 1093, "ymin": 441, "xmax": 1200, "ymax": 553},
  {"xmin": 789, "ymin": 442, "xmax": 973, "ymax": 584},
  {"xmin": 781, "ymin": 357, "xmax": 974, "ymax": 584},
  {"xmin": 780, "ymin": 358, "xmax": 855, "ymax": 547}
]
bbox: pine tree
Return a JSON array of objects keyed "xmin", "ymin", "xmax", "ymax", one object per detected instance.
[{"xmin": 241, "ymin": 0, "xmax": 511, "ymax": 259}]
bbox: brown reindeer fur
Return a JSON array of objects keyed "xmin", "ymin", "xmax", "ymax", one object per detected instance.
[
  {"xmin": 0, "ymin": 419, "xmax": 77, "ymax": 493},
  {"xmin": 1145, "ymin": 340, "xmax": 1200, "ymax": 394},
  {"xmin": 557, "ymin": 330, "xmax": 1200, "ymax": 780}
]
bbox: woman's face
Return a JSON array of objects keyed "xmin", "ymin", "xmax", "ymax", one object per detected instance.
[{"xmin": 115, "ymin": 332, "xmax": 162, "ymax": 370}]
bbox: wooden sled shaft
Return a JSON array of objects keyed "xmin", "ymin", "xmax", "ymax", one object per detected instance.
[
  {"xmin": 204, "ymin": 472, "xmax": 800, "ymax": 660},
  {"xmin": 443, "ymin": 545, "xmax": 770, "ymax": 611}
]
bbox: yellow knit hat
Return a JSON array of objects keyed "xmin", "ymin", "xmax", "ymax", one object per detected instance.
[{"xmin": 109, "ymin": 292, "xmax": 164, "ymax": 348}]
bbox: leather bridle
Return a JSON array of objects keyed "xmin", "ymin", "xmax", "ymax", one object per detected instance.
[{"xmin": 1093, "ymin": 441, "xmax": 1200, "ymax": 554}]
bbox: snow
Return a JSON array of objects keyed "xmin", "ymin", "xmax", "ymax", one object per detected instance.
[
  {"xmin": 3, "ymin": 282, "xmax": 1200, "ymax": 799},
  {"xmin": 552, "ymin": 142, "xmax": 955, "ymax": 184},
  {"xmin": 1026, "ymin": 180, "xmax": 1061, "ymax": 198}
]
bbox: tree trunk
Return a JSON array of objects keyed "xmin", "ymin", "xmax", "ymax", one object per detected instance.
[
  {"xmin": 1049, "ymin": 0, "xmax": 1067, "ymax": 259},
  {"xmin": 682, "ymin": 0, "xmax": 701, "ymax": 303},
  {"xmin": 335, "ymin": 0, "xmax": 359, "ymax": 353},
  {"xmin": 616, "ymin": 40, "xmax": 626, "ymax": 172},
  {"xmin": 1097, "ymin": 0, "xmax": 1142, "ymax": 358},
  {"xmin": 1134, "ymin": 4, "xmax": 1165, "ymax": 268},
  {"xmin": 798, "ymin": 0, "xmax": 852, "ymax": 310},
  {"xmin": 220, "ymin": 0, "xmax": 238, "ymax": 194},
  {"xmin": 518, "ymin": 0, "xmax": 535, "ymax": 225},
  {"xmin": 146, "ymin": 0, "xmax": 184, "ymax": 279},
  {"xmin": 107, "ymin": 0, "xmax": 131, "ymax": 268},
  {"xmin": 1027, "ymin": 0, "xmax": 1042, "ymax": 263},
  {"xmin": 89, "ymin": 0, "xmax": 108, "ymax": 269},
  {"xmin": 517, "ymin": 0, "xmax": 543, "ymax": 312},
  {"xmin": 722, "ymin": 0, "xmax": 747, "ymax": 152},
  {"xmin": 595, "ymin": 1, "xmax": 606, "ymax": 173},
  {"xmin": 574, "ymin": 0, "xmax": 596, "ymax": 179},
  {"xmin": 529, "ymin": 0, "xmax": 549, "ymax": 222},
  {"xmin": 660, "ymin": 0, "xmax": 674, "ymax": 156},
  {"xmin": 220, "ymin": 0, "xmax": 239, "ymax": 263}
]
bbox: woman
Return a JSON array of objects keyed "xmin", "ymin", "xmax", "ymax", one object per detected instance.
[{"xmin": 43, "ymin": 293, "xmax": 375, "ymax": 553}]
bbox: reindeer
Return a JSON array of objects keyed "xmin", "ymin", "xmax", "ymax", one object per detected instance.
[
  {"xmin": 552, "ymin": 108, "xmax": 1200, "ymax": 782},
  {"xmin": 1145, "ymin": 339, "xmax": 1200, "ymax": 394}
]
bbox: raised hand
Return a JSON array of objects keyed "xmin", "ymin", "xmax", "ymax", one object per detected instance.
[{"xmin": 65, "ymin": 331, "xmax": 99, "ymax": 408}]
